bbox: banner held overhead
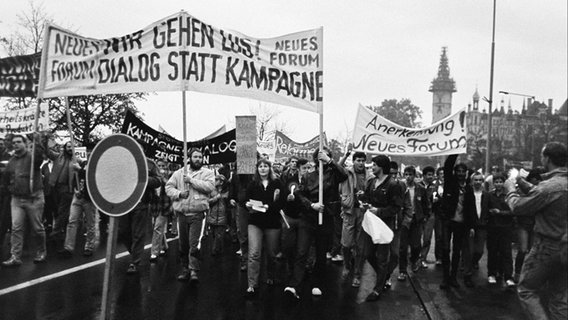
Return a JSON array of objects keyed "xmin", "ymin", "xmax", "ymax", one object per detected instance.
[
  {"xmin": 37, "ymin": 11, "xmax": 323, "ymax": 113},
  {"xmin": 352, "ymin": 104, "xmax": 467, "ymax": 156}
]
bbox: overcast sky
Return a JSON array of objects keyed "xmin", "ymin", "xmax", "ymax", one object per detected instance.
[{"xmin": 1, "ymin": 0, "xmax": 566, "ymax": 142}]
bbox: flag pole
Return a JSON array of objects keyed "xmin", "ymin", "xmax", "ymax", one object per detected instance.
[
  {"xmin": 318, "ymin": 110, "xmax": 323, "ymax": 225},
  {"xmin": 182, "ymin": 91, "xmax": 188, "ymax": 176},
  {"xmin": 29, "ymin": 98, "xmax": 42, "ymax": 193}
]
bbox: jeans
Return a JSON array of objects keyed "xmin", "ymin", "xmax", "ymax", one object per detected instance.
[
  {"xmin": 247, "ymin": 224, "xmax": 280, "ymax": 288},
  {"xmin": 515, "ymin": 225, "xmax": 534, "ymax": 276},
  {"xmin": 441, "ymin": 220, "xmax": 467, "ymax": 281},
  {"xmin": 487, "ymin": 226, "xmax": 513, "ymax": 280},
  {"xmin": 463, "ymin": 228, "xmax": 486, "ymax": 277},
  {"xmin": 151, "ymin": 215, "xmax": 169, "ymax": 256},
  {"xmin": 518, "ymin": 235, "xmax": 567, "ymax": 320},
  {"xmin": 0, "ymin": 193, "xmax": 11, "ymax": 253},
  {"xmin": 420, "ymin": 215, "xmax": 436, "ymax": 261},
  {"xmin": 64, "ymin": 195, "xmax": 98, "ymax": 252},
  {"xmin": 178, "ymin": 212, "xmax": 205, "ymax": 271},
  {"xmin": 341, "ymin": 208, "xmax": 365, "ymax": 277},
  {"xmin": 10, "ymin": 193, "xmax": 46, "ymax": 259},
  {"xmin": 119, "ymin": 207, "xmax": 150, "ymax": 265},
  {"xmin": 399, "ymin": 220, "xmax": 423, "ymax": 272},
  {"xmin": 289, "ymin": 219, "xmax": 330, "ymax": 289}
]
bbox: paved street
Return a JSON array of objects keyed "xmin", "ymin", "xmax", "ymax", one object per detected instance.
[{"xmin": 0, "ymin": 228, "xmax": 528, "ymax": 320}]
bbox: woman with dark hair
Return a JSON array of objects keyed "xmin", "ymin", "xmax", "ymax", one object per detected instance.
[{"xmin": 245, "ymin": 159, "xmax": 283, "ymax": 296}]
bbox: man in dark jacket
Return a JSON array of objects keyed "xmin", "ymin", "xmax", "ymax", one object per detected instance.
[
  {"xmin": 2, "ymin": 134, "xmax": 47, "ymax": 267},
  {"xmin": 119, "ymin": 158, "xmax": 163, "ymax": 274},
  {"xmin": 439, "ymin": 154, "xmax": 471, "ymax": 289},
  {"xmin": 362, "ymin": 155, "xmax": 404, "ymax": 301},
  {"xmin": 47, "ymin": 141, "xmax": 76, "ymax": 237},
  {"xmin": 462, "ymin": 171, "xmax": 490, "ymax": 287}
]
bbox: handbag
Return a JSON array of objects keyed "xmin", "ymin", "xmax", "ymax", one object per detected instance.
[{"xmin": 362, "ymin": 210, "xmax": 394, "ymax": 244}]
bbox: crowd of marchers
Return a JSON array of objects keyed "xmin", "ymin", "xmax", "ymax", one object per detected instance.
[{"xmin": 0, "ymin": 132, "xmax": 566, "ymax": 320}]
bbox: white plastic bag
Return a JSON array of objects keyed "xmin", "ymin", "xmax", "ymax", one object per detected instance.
[{"xmin": 362, "ymin": 210, "xmax": 394, "ymax": 244}]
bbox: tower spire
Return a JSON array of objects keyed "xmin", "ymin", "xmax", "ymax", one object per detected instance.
[{"xmin": 429, "ymin": 47, "xmax": 457, "ymax": 123}]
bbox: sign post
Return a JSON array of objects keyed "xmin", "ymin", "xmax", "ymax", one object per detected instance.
[{"xmin": 86, "ymin": 134, "xmax": 148, "ymax": 320}]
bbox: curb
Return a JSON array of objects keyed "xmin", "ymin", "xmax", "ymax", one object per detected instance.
[{"xmin": 408, "ymin": 273, "xmax": 444, "ymax": 320}]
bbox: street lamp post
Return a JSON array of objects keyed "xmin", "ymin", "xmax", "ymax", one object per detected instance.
[{"xmin": 485, "ymin": 0, "xmax": 497, "ymax": 175}]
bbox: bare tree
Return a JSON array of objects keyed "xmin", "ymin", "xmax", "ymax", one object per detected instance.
[
  {"xmin": 1, "ymin": 1, "xmax": 52, "ymax": 56},
  {"xmin": 249, "ymin": 103, "xmax": 290, "ymax": 141}
]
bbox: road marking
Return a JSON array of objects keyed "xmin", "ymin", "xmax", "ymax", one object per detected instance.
[{"xmin": 0, "ymin": 237, "xmax": 178, "ymax": 297}]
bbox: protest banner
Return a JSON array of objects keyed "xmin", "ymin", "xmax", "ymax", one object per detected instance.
[
  {"xmin": 198, "ymin": 124, "xmax": 226, "ymax": 140},
  {"xmin": 352, "ymin": 104, "xmax": 467, "ymax": 156},
  {"xmin": 0, "ymin": 52, "xmax": 41, "ymax": 97},
  {"xmin": 257, "ymin": 139, "xmax": 276, "ymax": 161},
  {"xmin": 74, "ymin": 146, "xmax": 87, "ymax": 160},
  {"xmin": 274, "ymin": 131, "xmax": 327, "ymax": 161},
  {"xmin": 235, "ymin": 116, "xmax": 257, "ymax": 174},
  {"xmin": 37, "ymin": 12, "xmax": 323, "ymax": 113},
  {"xmin": 0, "ymin": 104, "xmax": 50, "ymax": 137},
  {"xmin": 121, "ymin": 110, "xmax": 235, "ymax": 165}
]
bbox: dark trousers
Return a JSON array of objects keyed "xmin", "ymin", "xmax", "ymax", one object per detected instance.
[
  {"xmin": 365, "ymin": 236, "xmax": 391, "ymax": 292},
  {"xmin": 52, "ymin": 187, "xmax": 73, "ymax": 232},
  {"xmin": 434, "ymin": 215, "xmax": 444, "ymax": 261},
  {"xmin": 487, "ymin": 226, "xmax": 513, "ymax": 280},
  {"xmin": 281, "ymin": 215, "xmax": 301, "ymax": 272},
  {"xmin": 118, "ymin": 207, "xmax": 150, "ymax": 265},
  {"xmin": 330, "ymin": 213, "xmax": 343, "ymax": 256},
  {"xmin": 0, "ymin": 193, "xmax": 11, "ymax": 254},
  {"xmin": 518, "ymin": 235, "xmax": 567, "ymax": 320},
  {"xmin": 210, "ymin": 224, "xmax": 226, "ymax": 255},
  {"xmin": 289, "ymin": 220, "xmax": 330, "ymax": 289},
  {"xmin": 399, "ymin": 220, "xmax": 423, "ymax": 272},
  {"xmin": 386, "ymin": 228, "xmax": 401, "ymax": 279},
  {"xmin": 463, "ymin": 228, "xmax": 486, "ymax": 277},
  {"xmin": 235, "ymin": 205, "xmax": 249, "ymax": 267},
  {"xmin": 441, "ymin": 220, "xmax": 467, "ymax": 281}
]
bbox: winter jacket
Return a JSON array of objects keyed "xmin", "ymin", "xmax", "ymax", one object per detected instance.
[
  {"xmin": 166, "ymin": 166, "xmax": 215, "ymax": 214},
  {"xmin": 339, "ymin": 167, "xmax": 374, "ymax": 215},
  {"xmin": 246, "ymin": 179, "xmax": 283, "ymax": 229},
  {"xmin": 463, "ymin": 188, "xmax": 490, "ymax": 229},
  {"xmin": 364, "ymin": 175, "xmax": 404, "ymax": 231},
  {"xmin": 506, "ymin": 167, "xmax": 568, "ymax": 241},
  {"xmin": 4, "ymin": 145, "xmax": 44, "ymax": 198},
  {"xmin": 207, "ymin": 188, "xmax": 229, "ymax": 225}
]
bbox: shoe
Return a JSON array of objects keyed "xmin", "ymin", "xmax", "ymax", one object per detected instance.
[
  {"xmin": 311, "ymin": 287, "xmax": 322, "ymax": 296},
  {"xmin": 383, "ymin": 279, "xmax": 392, "ymax": 290},
  {"xmin": 246, "ymin": 287, "xmax": 256, "ymax": 298},
  {"xmin": 57, "ymin": 249, "xmax": 73, "ymax": 258},
  {"xmin": 420, "ymin": 261, "xmax": 428, "ymax": 269},
  {"xmin": 177, "ymin": 268, "xmax": 190, "ymax": 281},
  {"xmin": 352, "ymin": 277, "xmax": 361, "ymax": 288},
  {"xmin": 488, "ymin": 276, "xmax": 497, "ymax": 284},
  {"xmin": 412, "ymin": 261, "xmax": 421, "ymax": 272},
  {"xmin": 506, "ymin": 279, "xmax": 516, "ymax": 287},
  {"xmin": 159, "ymin": 250, "xmax": 167, "ymax": 256},
  {"xmin": 33, "ymin": 253, "xmax": 47, "ymax": 264},
  {"xmin": 435, "ymin": 260, "xmax": 443, "ymax": 266},
  {"xmin": 83, "ymin": 250, "xmax": 93, "ymax": 257},
  {"xmin": 464, "ymin": 277, "xmax": 474, "ymax": 288},
  {"xmin": 190, "ymin": 270, "xmax": 199, "ymax": 282},
  {"xmin": 365, "ymin": 290, "xmax": 381, "ymax": 302},
  {"xmin": 284, "ymin": 287, "xmax": 299, "ymax": 299},
  {"xmin": 326, "ymin": 252, "xmax": 332, "ymax": 259},
  {"xmin": 2, "ymin": 256, "xmax": 22, "ymax": 267},
  {"xmin": 150, "ymin": 254, "xmax": 158, "ymax": 262},
  {"xmin": 449, "ymin": 278, "xmax": 460, "ymax": 288},
  {"xmin": 126, "ymin": 263, "xmax": 138, "ymax": 274},
  {"xmin": 236, "ymin": 249, "xmax": 242, "ymax": 256},
  {"xmin": 397, "ymin": 272, "xmax": 408, "ymax": 282},
  {"xmin": 331, "ymin": 254, "xmax": 344, "ymax": 262},
  {"xmin": 240, "ymin": 264, "xmax": 247, "ymax": 272}
]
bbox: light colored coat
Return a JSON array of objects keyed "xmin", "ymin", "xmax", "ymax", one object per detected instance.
[{"xmin": 166, "ymin": 166, "xmax": 215, "ymax": 214}]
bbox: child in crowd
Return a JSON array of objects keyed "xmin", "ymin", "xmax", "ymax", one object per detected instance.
[{"xmin": 207, "ymin": 174, "xmax": 229, "ymax": 256}]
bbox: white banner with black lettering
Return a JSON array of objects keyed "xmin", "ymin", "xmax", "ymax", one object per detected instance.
[
  {"xmin": 38, "ymin": 12, "xmax": 323, "ymax": 113},
  {"xmin": 352, "ymin": 104, "xmax": 467, "ymax": 156}
]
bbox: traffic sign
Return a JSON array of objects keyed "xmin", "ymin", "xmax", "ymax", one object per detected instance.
[{"xmin": 86, "ymin": 134, "xmax": 148, "ymax": 217}]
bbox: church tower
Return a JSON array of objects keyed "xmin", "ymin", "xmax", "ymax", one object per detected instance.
[{"xmin": 429, "ymin": 47, "xmax": 456, "ymax": 123}]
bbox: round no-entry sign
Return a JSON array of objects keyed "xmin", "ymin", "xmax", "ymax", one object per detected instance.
[{"xmin": 87, "ymin": 134, "xmax": 148, "ymax": 217}]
